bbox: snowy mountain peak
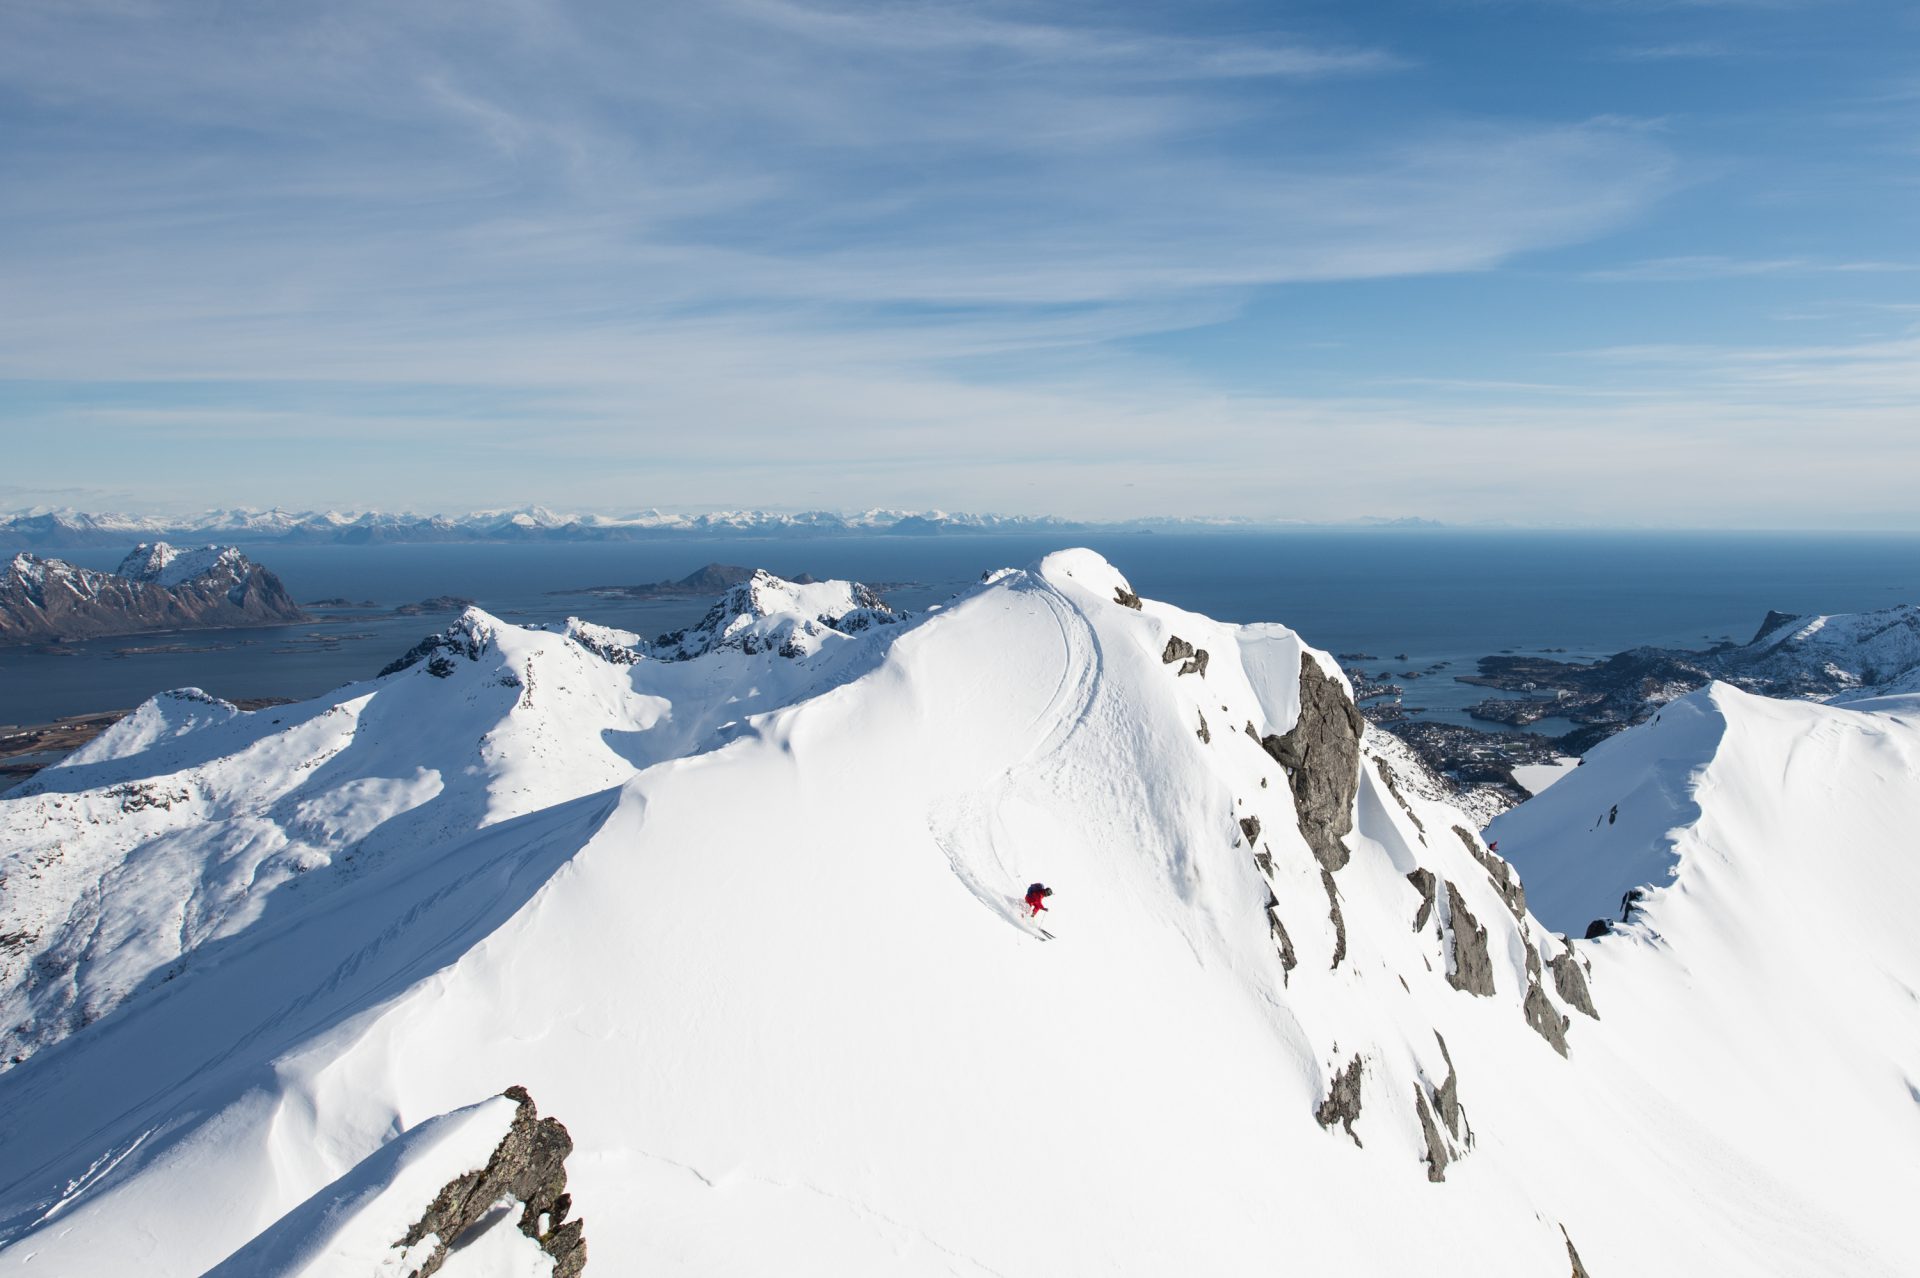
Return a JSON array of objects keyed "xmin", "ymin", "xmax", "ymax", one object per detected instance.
[
  {"xmin": 377, "ymin": 606, "xmax": 506, "ymax": 677},
  {"xmin": 113, "ymin": 541, "xmax": 249, "ymax": 589},
  {"xmin": 650, "ymin": 567, "xmax": 903, "ymax": 661}
]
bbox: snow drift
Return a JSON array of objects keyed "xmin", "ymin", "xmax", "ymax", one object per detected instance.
[{"xmin": 0, "ymin": 551, "xmax": 1913, "ymax": 1275}]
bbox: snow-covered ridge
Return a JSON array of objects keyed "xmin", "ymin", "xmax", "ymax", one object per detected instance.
[{"xmin": 0, "ymin": 551, "xmax": 1912, "ymax": 1275}]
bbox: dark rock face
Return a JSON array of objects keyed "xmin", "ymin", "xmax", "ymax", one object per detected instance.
[
  {"xmin": 1412, "ymin": 1034, "xmax": 1472, "ymax": 1182},
  {"xmin": 1583, "ymin": 918, "xmax": 1610, "ymax": 940},
  {"xmin": 1549, "ymin": 948, "xmax": 1599, "ymax": 1019},
  {"xmin": 1159, "ymin": 635, "xmax": 1209, "ymax": 676},
  {"xmin": 1455, "ymin": 826, "xmax": 1526, "ymax": 919},
  {"xmin": 1432, "ymin": 1033, "xmax": 1464, "ymax": 1141},
  {"xmin": 1444, "ymin": 881, "xmax": 1495, "ymax": 997},
  {"xmin": 1563, "ymin": 1226, "xmax": 1591, "ymax": 1278},
  {"xmin": 1113, "ymin": 586, "xmax": 1143, "ymax": 610},
  {"xmin": 1261, "ymin": 655, "xmax": 1363, "ymax": 873},
  {"xmin": 1407, "ymin": 869, "xmax": 1437, "ymax": 932},
  {"xmin": 1750, "ymin": 609, "xmax": 1799, "ymax": 645},
  {"xmin": 1238, "ymin": 814, "xmax": 1259, "ymax": 844},
  {"xmin": 1414, "ymin": 1087, "xmax": 1450, "ymax": 1183},
  {"xmin": 0, "ymin": 546, "xmax": 307, "ymax": 645},
  {"xmin": 1196, "ymin": 712, "xmax": 1211, "ymax": 744},
  {"xmin": 1373, "ymin": 758, "xmax": 1426, "ymax": 835},
  {"xmin": 1523, "ymin": 979, "xmax": 1570, "ymax": 1056},
  {"xmin": 1320, "ymin": 868, "xmax": 1347, "ymax": 968},
  {"xmin": 1314, "ymin": 1055, "xmax": 1364, "ymax": 1146},
  {"xmin": 397, "ymin": 1085, "xmax": 586, "ymax": 1278},
  {"xmin": 1268, "ymin": 906, "xmax": 1298, "ymax": 978}
]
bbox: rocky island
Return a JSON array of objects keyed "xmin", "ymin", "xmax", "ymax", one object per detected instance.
[{"xmin": 0, "ymin": 543, "xmax": 307, "ymax": 645}]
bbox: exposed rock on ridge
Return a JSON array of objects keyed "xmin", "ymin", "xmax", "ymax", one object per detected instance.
[
  {"xmin": 381, "ymin": 608, "xmax": 501, "ymax": 677},
  {"xmin": 1443, "ymin": 881, "xmax": 1495, "ymax": 997},
  {"xmin": 397, "ymin": 1085, "xmax": 587, "ymax": 1277},
  {"xmin": 1260, "ymin": 654, "xmax": 1363, "ymax": 872}
]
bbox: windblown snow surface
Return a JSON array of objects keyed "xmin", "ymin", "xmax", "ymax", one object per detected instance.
[{"xmin": 0, "ymin": 551, "xmax": 1914, "ymax": 1275}]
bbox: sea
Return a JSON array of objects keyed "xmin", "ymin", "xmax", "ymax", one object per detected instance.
[{"xmin": 4, "ymin": 530, "xmax": 1917, "ymax": 734}]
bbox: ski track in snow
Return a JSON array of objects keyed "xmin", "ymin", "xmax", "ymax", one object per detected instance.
[{"xmin": 928, "ymin": 570, "xmax": 1103, "ymax": 940}]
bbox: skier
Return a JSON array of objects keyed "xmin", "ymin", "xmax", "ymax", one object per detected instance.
[{"xmin": 1025, "ymin": 883, "xmax": 1053, "ymax": 917}]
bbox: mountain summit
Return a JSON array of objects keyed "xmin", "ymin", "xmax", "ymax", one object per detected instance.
[
  {"xmin": 0, "ymin": 543, "xmax": 306, "ymax": 644},
  {"xmin": 0, "ymin": 551, "xmax": 1912, "ymax": 1274}
]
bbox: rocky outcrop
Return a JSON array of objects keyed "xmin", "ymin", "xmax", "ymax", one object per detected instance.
[
  {"xmin": 1259, "ymin": 655, "xmax": 1363, "ymax": 872},
  {"xmin": 0, "ymin": 546, "xmax": 307, "ymax": 644},
  {"xmin": 1374, "ymin": 758, "xmax": 1425, "ymax": 835},
  {"xmin": 1414, "ymin": 1036, "xmax": 1470, "ymax": 1182},
  {"xmin": 381, "ymin": 609, "xmax": 500, "ymax": 677},
  {"xmin": 1549, "ymin": 947, "xmax": 1599, "ymax": 1019},
  {"xmin": 1407, "ymin": 868, "xmax": 1437, "ymax": 932},
  {"xmin": 1414, "ymin": 1087, "xmax": 1450, "ymax": 1183},
  {"xmin": 1443, "ymin": 881, "xmax": 1495, "ymax": 996},
  {"xmin": 397, "ymin": 1085, "xmax": 586, "ymax": 1277},
  {"xmin": 1314, "ymin": 1055, "xmax": 1364, "ymax": 1146},
  {"xmin": 1455, "ymin": 826, "xmax": 1525, "ymax": 919},
  {"xmin": 1113, "ymin": 586, "xmax": 1142, "ymax": 610},
  {"xmin": 1160, "ymin": 635, "xmax": 1208, "ymax": 677},
  {"xmin": 1432, "ymin": 1033, "xmax": 1464, "ymax": 1142},
  {"xmin": 565, "ymin": 618, "xmax": 646, "ymax": 667},
  {"xmin": 1563, "ymin": 1225, "xmax": 1591, "ymax": 1277},
  {"xmin": 1268, "ymin": 904, "xmax": 1298, "ymax": 978},
  {"xmin": 1320, "ymin": 868, "xmax": 1347, "ymax": 969},
  {"xmin": 1523, "ymin": 979, "xmax": 1570, "ymax": 1056},
  {"xmin": 1196, "ymin": 712, "xmax": 1210, "ymax": 744},
  {"xmin": 1237, "ymin": 814, "xmax": 1259, "ymax": 844}
]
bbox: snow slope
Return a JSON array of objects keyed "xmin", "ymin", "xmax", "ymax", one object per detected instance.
[
  {"xmin": 0, "ymin": 554, "xmax": 1912, "ymax": 1275},
  {"xmin": 1486, "ymin": 682, "xmax": 1920, "ymax": 1268}
]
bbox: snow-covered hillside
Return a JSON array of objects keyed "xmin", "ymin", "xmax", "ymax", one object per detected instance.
[{"xmin": 0, "ymin": 552, "xmax": 1912, "ymax": 1275}]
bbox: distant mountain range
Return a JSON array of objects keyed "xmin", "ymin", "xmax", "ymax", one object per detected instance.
[{"xmin": 0, "ymin": 506, "xmax": 1407, "ymax": 548}]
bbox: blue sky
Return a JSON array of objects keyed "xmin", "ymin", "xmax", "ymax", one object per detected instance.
[{"xmin": 2, "ymin": 0, "xmax": 1916, "ymax": 526}]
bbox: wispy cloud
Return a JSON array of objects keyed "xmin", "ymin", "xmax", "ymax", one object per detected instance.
[
  {"xmin": 1613, "ymin": 40, "xmax": 1739, "ymax": 60},
  {"xmin": 0, "ymin": 3, "xmax": 1676, "ymax": 377},
  {"xmin": 1585, "ymin": 255, "xmax": 1919, "ymax": 281},
  {"xmin": 27, "ymin": 0, "xmax": 1916, "ymax": 526}
]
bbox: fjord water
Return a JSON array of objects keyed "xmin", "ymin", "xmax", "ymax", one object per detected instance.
[{"xmin": 2, "ymin": 530, "xmax": 1916, "ymax": 729}]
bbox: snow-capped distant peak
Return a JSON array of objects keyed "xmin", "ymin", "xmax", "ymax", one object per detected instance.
[
  {"xmin": 651, "ymin": 568, "xmax": 903, "ymax": 661},
  {"xmin": 114, "ymin": 542, "xmax": 249, "ymax": 589}
]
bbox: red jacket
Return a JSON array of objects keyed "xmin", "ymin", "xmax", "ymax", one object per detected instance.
[{"xmin": 1025, "ymin": 887, "xmax": 1049, "ymax": 913}]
